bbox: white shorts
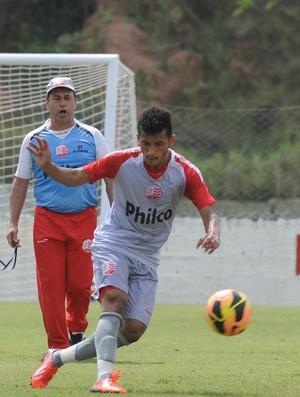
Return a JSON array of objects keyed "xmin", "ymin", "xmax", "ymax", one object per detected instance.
[{"xmin": 92, "ymin": 245, "xmax": 158, "ymax": 326}]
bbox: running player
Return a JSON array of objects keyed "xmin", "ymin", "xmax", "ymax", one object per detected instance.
[
  {"xmin": 28, "ymin": 106, "xmax": 220, "ymax": 393},
  {"xmin": 6, "ymin": 77, "xmax": 113, "ymax": 349}
]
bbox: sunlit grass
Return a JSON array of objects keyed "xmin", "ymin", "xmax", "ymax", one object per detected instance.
[{"xmin": 1, "ymin": 303, "xmax": 300, "ymax": 396}]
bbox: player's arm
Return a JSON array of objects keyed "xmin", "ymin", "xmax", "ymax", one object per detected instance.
[
  {"xmin": 6, "ymin": 177, "xmax": 29, "ymax": 248},
  {"xmin": 104, "ymin": 177, "xmax": 113, "ymax": 205},
  {"xmin": 27, "ymin": 136, "xmax": 90, "ymax": 186},
  {"xmin": 197, "ymin": 205, "xmax": 220, "ymax": 254},
  {"xmin": 183, "ymin": 164, "xmax": 220, "ymax": 254}
]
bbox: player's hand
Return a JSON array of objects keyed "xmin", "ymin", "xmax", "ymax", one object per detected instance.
[
  {"xmin": 27, "ymin": 136, "xmax": 52, "ymax": 170},
  {"xmin": 196, "ymin": 234, "xmax": 220, "ymax": 254},
  {"xmin": 6, "ymin": 225, "xmax": 21, "ymax": 248}
]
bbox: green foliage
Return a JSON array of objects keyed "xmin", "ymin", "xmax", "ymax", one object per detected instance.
[
  {"xmin": 126, "ymin": 0, "xmax": 186, "ymax": 42},
  {"xmin": 1, "ymin": 0, "xmax": 299, "ymax": 108},
  {"xmin": 171, "ymin": 102, "xmax": 300, "ymax": 202},
  {"xmin": 135, "ymin": 66, "xmax": 151, "ymax": 102},
  {"xmin": 179, "ymin": 140, "xmax": 300, "ymax": 201},
  {"xmin": 54, "ymin": 31, "xmax": 84, "ymax": 53},
  {"xmin": 101, "ymin": 8, "xmax": 114, "ymax": 24},
  {"xmin": 124, "ymin": 0, "xmax": 300, "ymax": 108},
  {"xmin": 0, "ymin": 0, "xmax": 97, "ymax": 52},
  {"xmin": 233, "ymin": 0, "xmax": 278, "ymax": 16},
  {"xmin": 1, "ymin": 0, "xmax": 299, "ymax": 202}
]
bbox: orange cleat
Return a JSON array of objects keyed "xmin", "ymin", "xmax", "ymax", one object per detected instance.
[
  {"xmin": 90, "ymin": 370, "xmax": 127, "ymax": 393},
  {"xmin": 30, "ymin": 349, "xmax": 59, "ymax": 388}
]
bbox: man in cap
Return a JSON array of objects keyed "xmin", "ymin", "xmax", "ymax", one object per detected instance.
[{"xmin": 6, "ymin": 77, "xmax": 113, "ymax": 349}]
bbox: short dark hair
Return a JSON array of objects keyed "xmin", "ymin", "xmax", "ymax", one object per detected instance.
[{"xmin": 137, "ymin": 106, "xmax": 173, "ymax": 138}]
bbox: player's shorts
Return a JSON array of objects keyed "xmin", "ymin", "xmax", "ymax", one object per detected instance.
[{"xmin": 92, "ymin": 245, "xmax": 158, "ymax": 326}]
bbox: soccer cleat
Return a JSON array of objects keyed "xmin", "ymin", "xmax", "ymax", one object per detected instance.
[
  {"xmin": 30, "ymin": 349, "xmax": 59, "ymax": 388},
  {"xmin": 89, "ymin": 371, "xmax": 127, "ymax": 393},
  {"xmin": 69, "ymin": 330, "xmax": 86, "ymax": 345}
]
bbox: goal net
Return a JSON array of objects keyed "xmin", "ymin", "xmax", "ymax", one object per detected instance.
[{"xmin": 0, "ymin": 53, "xmax": 137, "ymax": 301}]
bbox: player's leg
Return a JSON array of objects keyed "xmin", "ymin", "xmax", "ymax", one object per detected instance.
[
  {"xmin": 45, "ymin": 291, "xmax": 134, "ymax": 366},
  {"xmin": 119, "ymin": 318, "xmax": 147, "ymax": 343},
  {"xmin": 88, "ymin": 287, "xmax": 127, "ymax": 393},
  {"xmin": 31, "ymin": 245, "xmax": 130, "ymax": 390},
  {"xmin": 31, "ymin": 293, "xmax": 128, "ymax": 390},
  {"xmin": 119, "ymin": 258, "xmax": 158, "ymax": 343},
  {"xmin": 54, "ymin": 327, "xmax": 130, "ymax": 364},
  {"xmin": 65, "ymin": 207, "xmax": 97, "ymax": 344},
  {"xmin": 31, "ymin": 316, "xmax": 100, "ymax": 388},
  {"xmin": 30, "ymin": 303, "xmax": 149, "ymax": 389},
  {"xmin": 86, "ymin": 248, "xmax": 131, "ymax": 392},
  {"xmin": 31, "ymin": 250, "xmax": 149, "ymax": 391},
  {"xmin": 55, "ymin": 324, "xmax": 130, "ymax": 364},
  {"xmin": 33, "ymin": 207, "xmax": 69, "ymax": 349},
  {"xmin": 90, "ymin": 257, "xmax": 157, "ymax": 392}
]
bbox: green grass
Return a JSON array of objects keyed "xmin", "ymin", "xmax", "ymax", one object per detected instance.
[{"xmin": 1, "ymin": 302, "xmax": 300, "ymax": 396}]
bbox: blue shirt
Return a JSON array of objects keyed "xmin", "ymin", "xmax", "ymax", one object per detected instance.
[{"xmin": 17, "ymin": 120, "xmax": 109, "ymax": 213}]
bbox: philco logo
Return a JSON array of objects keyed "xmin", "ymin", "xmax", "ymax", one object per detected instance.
[
  {"xmin": 146, "ymin": 185, "xmax": 162, "ymax": 200},
  {"xmin": 56, "ymin": 144, "xmax": 69, "ymax": 157},
  {"xmin": 126, "ymin": 200, "xmax": 172, "ymax": 224}
]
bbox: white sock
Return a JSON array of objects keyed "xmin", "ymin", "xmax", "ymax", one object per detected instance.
[
  {"xmin": 95, "ymin": 312, "xmax": 123, "ymax": 381},
  {"xmin": 59, "ymin": 345, "xmax": 77, "ymax": 364},
  {"xmin": 97, "ymin": 359, "xmax": 114, "ymax": 380}
]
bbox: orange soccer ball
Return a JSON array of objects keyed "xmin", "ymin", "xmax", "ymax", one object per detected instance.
[{"xmin": 205, "ymin": 289, "xmax": 252, "ymax": 336}]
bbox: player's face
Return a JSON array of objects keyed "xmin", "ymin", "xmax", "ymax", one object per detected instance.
[
  {"xmin": 45, "ymin": 88, "xmax": 77, "ymax": 130},
  {"xmin": 137, "ymin": 129, "xmax": 176, "ymax": 169}
]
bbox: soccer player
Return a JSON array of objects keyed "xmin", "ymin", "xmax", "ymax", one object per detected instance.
[
  {"xmin": 28, "ymin": 106, "xmax": 220, "ymax": 393},
  {"xmin": 6, "ymin": 77, "xmax": 113, "ymax": 349}
]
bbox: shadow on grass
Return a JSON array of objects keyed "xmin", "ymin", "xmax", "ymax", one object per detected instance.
[
  {"xmin": 79, "ymin": 359, "xmax": 166, "ymax": 365},
  {"xmin": 130, "ymin": 391, "xmax": 259, "ymax": 396},
  {"xmin": 118, "ymin": 360, "xmax": 165, "ymax": 365}
]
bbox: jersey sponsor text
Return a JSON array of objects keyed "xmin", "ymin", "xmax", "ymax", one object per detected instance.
[{"xmin": 126, "ymin": 200, "xmax": 173, "ymax": 224}]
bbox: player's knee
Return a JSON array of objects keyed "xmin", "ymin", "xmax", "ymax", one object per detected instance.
[
  {"xmin": 126, "ymin": 331, "xmax": 143, "ymax": 344},
  {"xmin": 101, "ymin": 287, "xmax": 128, "ymax": 315},
  {"xmin": 121, "ymin": 319, "xmax": 147, "ymax": 343}
]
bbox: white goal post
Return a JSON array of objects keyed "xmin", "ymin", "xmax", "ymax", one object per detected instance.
[{"xmin": 0, "ymin": 53, "xmax": 137, "ymax": 301}]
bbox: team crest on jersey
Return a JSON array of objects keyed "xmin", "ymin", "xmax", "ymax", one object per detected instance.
[
  {"xmin": 56, "ymin": 144, "xmax": 69, "ymax": 157},
  {"xmin": 102, "ymin": 260, "xmax": 117, "ymax": 275},
  {"xmin": 146, "ymin": 185, "xmax": 162, "ymax": 200},
  {"xmin": 82, "ymin": 239, "xmax": 92, "ymax": 253}
]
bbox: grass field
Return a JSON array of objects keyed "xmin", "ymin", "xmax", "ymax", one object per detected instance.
[{"xmin": 1, "ymin": 302, "xmax": 300, "ymax": 396}]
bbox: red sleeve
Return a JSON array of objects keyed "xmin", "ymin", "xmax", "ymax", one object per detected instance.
[
  {"xmin": 83, "ymin": 150, "xmax": 137, "ymax": 183},
  {"xmin": 176, "ymin": 156, "xmax": 216, "ymax": 209}
]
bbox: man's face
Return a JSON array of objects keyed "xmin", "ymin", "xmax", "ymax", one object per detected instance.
[
  {"xmin": 137, "ymin": 129, "xmax": 176, "ymax": 169},
  {"xmin": 45, "ymin": 88, "xmax": 77, "ymax": 129}
]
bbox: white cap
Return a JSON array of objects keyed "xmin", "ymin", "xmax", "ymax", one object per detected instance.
[{"xmin": 46, "ymin": 77, "xmax": 76, "ymax": 95}]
